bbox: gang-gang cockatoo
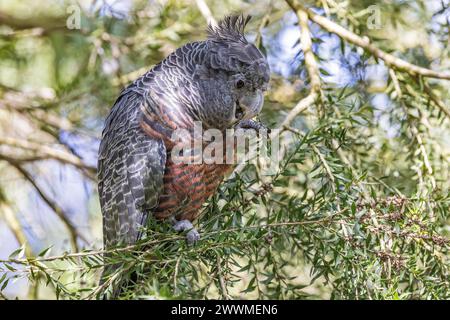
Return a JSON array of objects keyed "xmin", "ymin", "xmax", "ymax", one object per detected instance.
[{"xmin": 97, "ymin": 15, "xmax": 270, "ymax": 297}]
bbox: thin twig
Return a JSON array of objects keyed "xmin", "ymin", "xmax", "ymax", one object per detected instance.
[
  {"xmin": 280, "ymin": 92, "xmax": 318, "ymax": 128},
  {"xmin": 216, "ymin": 255, "xmax": 231, "ymax": 300},
  {"xmin": 410, "ymin": 124, "xmax": 436, "ymax": 189},
  {"xmin": 312, "ymin": 145, "xmax": 336, "ymax": 187},
  {"xmin": 420, "ymin": 78, "xmax": 450, "ymax": 119},
  {"xmin": 0, "ymin": 216, "xmax": 346, "ymax": 266}
]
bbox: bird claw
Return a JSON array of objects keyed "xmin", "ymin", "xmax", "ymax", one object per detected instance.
[
  {"xmin": 236, "ymin": 119, "xmax": 271, "ymax": 137},
  {"xmin": 186, "ymin": 229, "xmax": 201, "ymax": 244},
  {"xmin": 171, "ymin": 218, "xmax": 200, "ymax": 244}
]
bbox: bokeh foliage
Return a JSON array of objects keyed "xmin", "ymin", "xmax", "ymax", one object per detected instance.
[{"xmin": 0, "ymin": 0, "xmax": 449, "ymax": 299}]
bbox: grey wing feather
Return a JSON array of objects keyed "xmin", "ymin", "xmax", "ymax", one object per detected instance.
[{"xmin": 98, "ymin": 90, "xmax": 166, "ymax": 249}]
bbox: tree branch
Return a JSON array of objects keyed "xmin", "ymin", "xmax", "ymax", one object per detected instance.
[
  {"xmin": 281, "ymin": 1, "xmax": 322, "ymax": 128},
  {"xmin": 0, "ymin": 203, "xmax": 30, "ymax": 255},
  {"xmin": 194, "ymin": 0, "xmax": 217, "ymax": 27},
  {"xmin": 286, "ymin": 0, "xmax": 450, "ymax": 80},
  {"xmin": 0, "ymin": 11, "xmax": 71, "ymax": 34},
  {"xmin": 0, "ymin": 156, "xmax": 88, "ymax": 251},
  {"xmin": 0, "ymin": 136, "xmax": 96, "ymax": 178}
]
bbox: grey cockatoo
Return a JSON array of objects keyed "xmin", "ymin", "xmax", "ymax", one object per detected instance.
[{"xmin": 97, "ymin": 14, "xmax": 270, "ymax": 297}]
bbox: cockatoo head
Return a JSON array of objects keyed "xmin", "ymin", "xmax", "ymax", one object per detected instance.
[{"xmin": 195, "ymin": 15, "xmax": 270, "ymax": 130}]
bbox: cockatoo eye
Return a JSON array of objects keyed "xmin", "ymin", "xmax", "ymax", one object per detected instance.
[{"xmin": 236, "ymin": 79, "xmax": 245, "ymax": 89}]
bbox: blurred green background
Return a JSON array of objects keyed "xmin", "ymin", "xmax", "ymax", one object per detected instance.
[{"xmin": 0, "ymin": 0, "xmax": 449, "ymax": 299}]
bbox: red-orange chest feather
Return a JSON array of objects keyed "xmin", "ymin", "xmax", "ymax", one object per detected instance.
[
  {"xmin": 154, "ymin": 159, "xmax": 232, "ymax": 221},
  {"xmin": 140, "ymin": 109, "xmax": 233, "ymax": 222}
]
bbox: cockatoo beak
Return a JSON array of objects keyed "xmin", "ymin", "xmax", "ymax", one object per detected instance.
[{"xmin": 238, "ymin": 89, "xmax": 264, "ymax": 120}]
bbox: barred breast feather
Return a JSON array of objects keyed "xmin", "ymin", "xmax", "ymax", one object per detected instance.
[{"xmin": 98, "ymin": 40, "xmax": 224, "ymax": 247}]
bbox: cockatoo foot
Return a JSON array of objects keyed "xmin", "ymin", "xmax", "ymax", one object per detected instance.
[
  {"xmin": 171, "ymin": 218, "xmax": 200, "ymax": 244},
  {"xmin": 236, "ymin": 119, "xmax": 271, "ymax": 136}
]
